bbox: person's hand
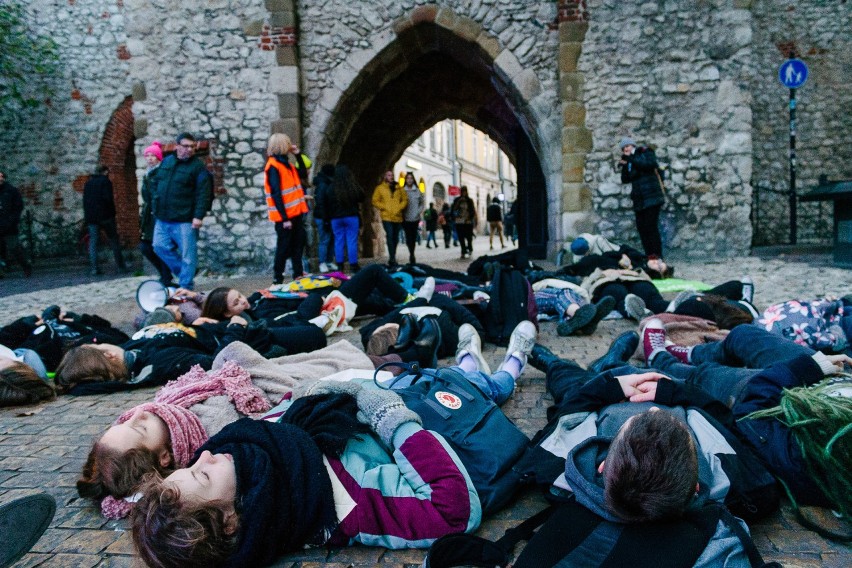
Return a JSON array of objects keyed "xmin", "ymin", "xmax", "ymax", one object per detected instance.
[
  {"xmin": 614, "ymin": 372, "xmax": 670, "ymax": 401},
  {"xmin": 172, "ymin": 288, "xmax": 197, "ymax": 299},
  {"xmin": 192, "ymin": 316, "xmax": 219, "ymax": 326},
  {"xmin": 619, "ymin": 254, "xmax": 632, "ymax": 269},
  {"xmin": 826, "ymin": 354, "xmax": 852, "ymax": 373},
  {"xmin": 281, "ymin": 220, "xmax": 293, "ymax": 229},
  {"xmin": 192, "ymin": 218, "xmax": 203, "ymax": 229},
  {"xmin": 229, "ymin": 315, "xmax": 248, "ymax": 326}
]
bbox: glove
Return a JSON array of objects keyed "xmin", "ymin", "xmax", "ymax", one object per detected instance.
[{"xmin": 356, "ymin": 386, "xmax": 421, "ymax": 447}]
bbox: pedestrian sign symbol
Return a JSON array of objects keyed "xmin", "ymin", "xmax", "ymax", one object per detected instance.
[{"xmin": 778, "ymin": 59, "xmax": 808, "ymax": 89}]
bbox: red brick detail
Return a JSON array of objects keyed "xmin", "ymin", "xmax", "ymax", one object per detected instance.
[
  {"xmin": 97, "ymin": 96, "xmax": 139, "ymax": 246},
  {"xmin": 557, "ymin": 0, "xmax": 588, "ymax": 23},
  {"xmin": 72, "ymin": 175, "xmax": 89, "ymax": 194},
  {"xmin": 776, "ymin": 41, "xmax": 798, "ymax": 58},
  {"xmin": 258, "ymin": 24, "xmax": 297, "ymax": 50},
  {"xmin": 53, "ymin": 190, "xmax": 64, "ymax": 211},
  {"xmin": 71, "ymin": 89, "xmax": 82, "ymax": 100},
  {"xmin": 117, "ymin": 44, "xmax": 131, "ymax": 60},
  {"xmin": 21, "ymin": 183, "xmax": 39, "ymax": 205}
]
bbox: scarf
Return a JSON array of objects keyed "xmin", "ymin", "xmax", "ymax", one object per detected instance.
[
  {"xmin": 197, "ymin": 418, "xmax": 338, "ymax": 568},
  {"xmin": 155, "ymin": 361, "xmax": 271, "ymax": 415},
  {"xmin": 102, "ymin": 402, "xmax": 208, "ymax": 519}
]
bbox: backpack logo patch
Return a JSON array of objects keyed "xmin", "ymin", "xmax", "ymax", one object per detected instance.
[{"xmin": 435, "ymin": 391, "xmax": 462, "ymax": 410}]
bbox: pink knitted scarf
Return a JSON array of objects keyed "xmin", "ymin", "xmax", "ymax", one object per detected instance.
[{"xmin": 154, "ymin": 361, "xmax": 271, "ymax": 415}]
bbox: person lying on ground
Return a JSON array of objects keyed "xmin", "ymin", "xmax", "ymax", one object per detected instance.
[
  {"xmin": 531, "ymin": 278, "xmax": 615, "ymax": 337},
  {"xmin": 130, "ymin": 391, "xmax": 481, "ymax": 567},
  {"xmin": 76, "ymin": 340, "xmax": 374, "ymax": 517},
  {"xmin": 0, "ymin": 343, "xmax": 54, "ymax": 407},
  {"xmin": 54, "ymin": 314, "xmax": 326, "ymax": 394},
  {"xmin": 628, "ymin": 278, "xmax": 757, "ymax": 327}
]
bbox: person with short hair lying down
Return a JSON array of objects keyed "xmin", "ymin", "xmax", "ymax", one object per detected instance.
[{"xmin": 130, "ymin": 391, "xmax": 481, "ymax": 567}]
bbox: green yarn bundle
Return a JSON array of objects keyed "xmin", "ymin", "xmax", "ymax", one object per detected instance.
[{"xmin": 747, "ymin": 378, "xmax": 852, "ymax": 518}]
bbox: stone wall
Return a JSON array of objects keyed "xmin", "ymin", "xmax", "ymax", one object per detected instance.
[
  {"xmin": 581, "ymin": 0, "xmax": 755, "ymax": 259},
  {"xmin": 0, "ymin": 0, "xmax": 131, "ymax": 258},
  {"xmin": 749, "ymin": 0, "xmax": 852, "ymax": 246}
]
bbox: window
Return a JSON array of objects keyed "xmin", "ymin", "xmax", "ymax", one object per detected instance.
[
  {"xmin": 472, "ymin": 132, "xmax": 478, "ymax": 165},
  {"xmin": 430, "ymin": 126, "xmax": 436, "ymax": 153}
]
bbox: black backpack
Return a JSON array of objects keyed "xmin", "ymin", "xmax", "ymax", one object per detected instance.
[
  {"xmin": 482, "ymin": 267, "xmax": 536, "ymax": 346},
  {"xmin": 378, "ymin": 363, "xmax": 529, "ymax": 515}
]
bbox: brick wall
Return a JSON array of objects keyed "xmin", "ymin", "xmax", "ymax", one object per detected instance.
[{"xmin": 98, "ymin": 96, "xmax": 137, "ymax": 247}]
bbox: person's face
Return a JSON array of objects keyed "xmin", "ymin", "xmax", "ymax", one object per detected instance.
[
  {"xmin": 167, "ymin": 450, "xmax": 238, "ymax": 511},
  {"xmin": 0, "ymin": 355, "xmax": 16, "ymax": 372},
  {"xmin": 144, "ymin": 153, "xmax": 160, "ymax": 168},
  {"xmin": 384, "ymin": 171, "xmax": 394, "ymax": 183},
  {"xmin": 0, "ymin": 172, "xmax": 5, "ymax": 185},
  {"xmin": 100, "ymin": 408, "xmax": 172, "ymax": 466},
  {"xmin": 622, "ymin": 144, "xmax": 635, "ymax": 155},
  {"xmin": 405, "ymin": 173, "xmax": 415, "ymax": 186},
  {"xmin": 176, "ymin": 138, "xmax": 196, "ymax": 160},
  {"xmin": 223, "ymin": 289, "xmax": 250, "ymax": 317}
]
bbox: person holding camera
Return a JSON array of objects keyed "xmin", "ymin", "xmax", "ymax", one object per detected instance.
[{"xmin": 619, "ymin": 137, "xmax": 666, "ymax": 274}]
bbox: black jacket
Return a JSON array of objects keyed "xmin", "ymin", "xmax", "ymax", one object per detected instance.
[
  {"xmin": 139, "ymin": 167, "xmax": 159, "ymax": 241},
  {"xmin": 0, "ymin": 181, "xmax": 24, "ymax": 236},
  {"xmin": 153, "ymin": 155, "xmax": 212, "ymax": 222},
  {"xmin": 486, "ymin": 203, "xmax": 502, "ymax": 223},
  {"xmin": 312, "ymin": 170, "xmax": 333, "ymax": 221},
  {"xmin": 621, "ymin": 147, "xmax": 665, "ymax": 212},
  {"xmin": 83, "ymin": 174, "xmax": 116, "ymax": 224}
]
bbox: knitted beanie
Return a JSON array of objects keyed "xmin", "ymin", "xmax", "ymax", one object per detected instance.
[
  {"xmin": 143, "ymin": 140, "xmax": 163, "ymax": 162},
  {"xmin": 116, "ymin": 402, "xmax": 208, "ymax": 467},
  {"xmin": 155, "ymin": 362, "xmax": 272, "ymax": 416},
  {"xmin": 619, "ymin": 137, "xmax": 636, "ymax": 150},
  {"xmin": 570, "ymin": 237, "xmax": 590, "ymax": 256}
]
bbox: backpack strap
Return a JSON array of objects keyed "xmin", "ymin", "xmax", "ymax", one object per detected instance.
[
  {"xmin": 494, "ymin": 504, "xmax": 557, "ymax": 551},
  {"xmin": 715, "ymin": 505, "xmax": 782, "ymax": 568}
]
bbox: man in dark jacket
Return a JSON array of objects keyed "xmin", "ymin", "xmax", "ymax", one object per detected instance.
[
  {"xmin": 152, "ymin": 132, "xmax": 212, "ymax": 289},
  {"xmin": 83, "ymin": 165, "xmax": 127, "ymax": 276},
  {"xmin": 311, "ymin": 164, "xmax": 335, "ymax": 271},
  {"xmin": 486, "ymin": 197, "xmax": 504, "ymax": 250},
  {"xmin": 619, "ymin": 137, "xmax": 665, "ymax": 267},
  {"xmin": 0, "ymin": 170, "xmax": 32, "ymax": 277}
]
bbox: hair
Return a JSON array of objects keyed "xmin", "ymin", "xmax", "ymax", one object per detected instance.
[
  {"xmin": 747, "ymin": 378, "xmax": 852, "ymax": 519},
  {"xmin": 701, "ymin": 295, "xmax": 754, "ymax": 329},
  {"xmin": 78, "ymin": 442, "xmax": 172, "ymax": 500},
  {"xmin": 0, "ymin": 363, "xmax": 55, "ymax": 407},
  {"xmin": 460, "ymin": 185, "xmax": 469, "ymax": 195},
  {"xmin": 604, "ymin": 411, "xmax": 698, "ymax": 522},
  {"xmin": 492, "ymin": 197, "xmax": 499, "ymax": 203},
  {"xmin": 131, "ymin": 472, "xmax": 239, "ymax": 568},
  {"xmin": 200, "ymin": 287, "xmax": 233, "ymax": 320},
  {"xmin": 404, "ymin": 171, "xmax": 416, "ymax": 185},
  {"xmin": 176, "ymin": 132, "xmax": 196, "ymax": 144},
  {"xmin": 266, "ymin": 133, "xmax": 292, "ymax": 157},
  {"xmin": 331, "ymin": 164, "xmax": 364, "ymax": 211},
  {"xmin": 54, "ymin": 345, "xmax": 128, "ymax": 393}
]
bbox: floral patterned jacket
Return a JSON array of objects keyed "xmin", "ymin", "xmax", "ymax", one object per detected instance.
[{"xmin": 755, "ymin": 299, "xmax": 847, "ymax": 352}]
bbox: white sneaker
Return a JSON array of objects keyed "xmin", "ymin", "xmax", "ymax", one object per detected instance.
[
  {"xmin": 415, "ymin": 276, "xmax": 435, "ymax": 302},
  {"xmin": 624, "ymin": 294, "xmax": 652, "ymax": 321},
  {"xmin": 319, "ymin": 262, "xmax": 330, "ymax": 273},
  {"xmin": 505, "ymin": 320, "xmax": 536, "ymax": 360},
  {"xmin": 456, "ymin": 323, "xmax": 491, "ymax": 374}
]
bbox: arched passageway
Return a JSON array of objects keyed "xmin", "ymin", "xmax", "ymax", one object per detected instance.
[
  {"xmin": 98, "ymin": 96, "xmax": 138, "ymax": 246},
  {"xmin": 316, "ymin": 23, "xmax": 549, "ymax": 258}
]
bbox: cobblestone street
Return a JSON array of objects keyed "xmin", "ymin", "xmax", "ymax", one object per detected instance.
[{"xmin": 1, "ymin": 244, "xmax": 851, "ymax": 567}]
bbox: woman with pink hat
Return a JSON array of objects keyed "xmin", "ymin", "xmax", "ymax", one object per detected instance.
[{"xmin": 140, "ymin": 141, "xmax": 174, "ymax": 285}]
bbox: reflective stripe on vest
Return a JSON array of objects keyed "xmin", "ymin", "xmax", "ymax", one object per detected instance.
[{"xmin": 263, "ymin": 158, "xmax": 309, "ymax": 222}]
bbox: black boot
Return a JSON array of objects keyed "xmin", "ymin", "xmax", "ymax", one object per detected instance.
[
  {"xmin": 528, "ymin": 343, "xmax": 562, "ymax": 373},
  {"xmin": 393, "ymin": 313, "xmax": 420, "ymax": 351},
  {"xmin": 414, "ymin": 316, "xmax": 442, "ymax": 368},
  {"xmin": 576, "ymin": 296, "xmax": 617, "ymax": 336},
  {"xmin": 588, "ymin": 331, "xmax": 640, "ymax": 375}
]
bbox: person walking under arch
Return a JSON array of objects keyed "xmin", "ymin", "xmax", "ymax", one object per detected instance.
[
  {"xmin": 486, "ymin": 197, "xmax": 505, "ymax": 250},
  {"xmin": 451, "ymin": 186, "xmax": 477, "ymax": 260},
  {"xmin": 371, "ymin": 170, "xmax": 407, "ymax": 267},
  {"xmin": 401, "ymin": 172, "xmax": 424, "ymax": 265}
]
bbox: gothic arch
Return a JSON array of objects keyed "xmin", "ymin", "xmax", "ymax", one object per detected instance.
[
  {"xmin": 305, "ymin": 6, "xmax": 560, "ymax": 257},
  {"xmin": 98, "ymin": 96, "xmax": 138, "ymax": 246}
]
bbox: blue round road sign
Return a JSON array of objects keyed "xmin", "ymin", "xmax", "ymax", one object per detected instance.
[{"xmin": 779, "ymin": 59, "xmax": 808, "ymax": 89}]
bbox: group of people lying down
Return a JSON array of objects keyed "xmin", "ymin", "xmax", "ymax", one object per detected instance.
[{"xmin": 1, "ymin": 255, "xmax": 850, "ymax": 567}]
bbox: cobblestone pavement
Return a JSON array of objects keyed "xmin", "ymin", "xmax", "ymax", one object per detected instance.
[{"xmin": 1, "ymin": 243, "xmax": 851, "ymax": 567}]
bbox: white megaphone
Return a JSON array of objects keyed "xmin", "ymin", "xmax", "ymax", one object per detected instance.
[{"xmin": 136, "ymin": 280, "xmax": 177, "ymax": 313}]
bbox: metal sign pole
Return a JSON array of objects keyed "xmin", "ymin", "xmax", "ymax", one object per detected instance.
[{"xmin": 789, "ymin": 87, "xmax": 797, "ymax": 244}]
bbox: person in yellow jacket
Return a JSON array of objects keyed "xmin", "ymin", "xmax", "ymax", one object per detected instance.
[
  {"xmin": 264, "ymin": 133, "xmax": 309, "ymax": 285},
  {"xmin": 371, "ymin": 170, "xmax": 407, "ymax": 267}
]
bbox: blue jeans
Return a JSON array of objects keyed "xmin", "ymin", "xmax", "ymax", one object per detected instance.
[
  {"xmin": 331, "ymin": 215, "xmax": 360, "ymax": 265},
  {"xmin": 382, "ymin": 221, "xmax": 402, "ymax": 264},
  {"xmin": 153, "ymin": 220, "xmax": 198, "ymax": 289},
  {"xmin": 390, "ymin": 365, "xmax": 516, "ymax": 406},
  {"xmin": 655, "ymin": 325, "xmax": 815, "ymax": 407},
  {"xmin": 314, "ymin": 219, "xmax": 332, "ymax": 265}
]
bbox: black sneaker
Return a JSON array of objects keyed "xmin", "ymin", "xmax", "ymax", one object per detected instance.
[
  {"xmin": 557, "ymin": 304, "xmax": 597, "ymax": 336},
  {"xmin": 576, "ymin": 296, "xmax": 617, "ymax": 336}
]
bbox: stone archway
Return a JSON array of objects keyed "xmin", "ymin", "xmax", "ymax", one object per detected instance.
[
  {"xmin": 98, "ymin": 96, "xmax": 138, "ymax": 246},
  {"xmin": 306, "ymin": 8, "xmax": 561, "ymax": 258}
]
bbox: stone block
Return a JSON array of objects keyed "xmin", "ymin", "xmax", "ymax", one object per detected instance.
[
  {"xmin": 270, "ymin": 10, "xmax": 295, "ymax": 28},
  {"xmin": 276, "ymin": 45, "xmax": 297, "ymax": 66},
  {"xmin": 560, "ymin": 72, "xmax": 584, "ymax": 101},
  {"xmin": 133, "ymin": 118, "xmax": 148, "ymax": 138},
  {"xmin": 476, "ymin": 31, "xmax": 501, "ymax": 60},
  {"xmin": 559, "ymin": 21, "xmax": 588, "ymax": 43},
  {"xmin": 435, "ymin": 7, "xmax": 459, "ymax": 31},
  {"xmin": 410, "ymin": 4, "xmax": 438, "ymax": 25},
  {"xmin": 733, "ymin": 0, "xmax": 752, "ymax": 8},
  {"xmin": 562, "ymin": 126, "xmax": 592, "ymax": 152},
  {"xmin": 558, "ymin": 42, "xmax": 582, "ymax": 73},
  {"xmin": 562, "ymin": 182, "xmax": 587, "ymax": 211},
  {"xmin": 562, "ymin": 153, "xmax": 586, "ymax": 183},
  {"xmin": 131, "ymin": 82, "xmax": 146, "ymax": 102},
  {"xmin": 277, "ymin": 93, "xmax": 299, "ymax": 119},
  {"xmin": 563, "ymin": 101, "xmax": 586, "ymax": 125},
  {"xmin": 454, "ymin": 16, "xmax": 482, "ymax": 42},
  {"xmin": 264, "ymin": 0, "xmax": 293, "ymax": 11},
  {"xmin": 272, "ymin": 118, "xmax": 300, "ymax": 144},
  {"xmin": 494, "ymin": 49, "xmax": 523, "ymax": 82},
  {"xmin": 269, "ymin": 66, "xmax": 299, "ymax": 94},
  {"xmin": 241, "ymin": 18, "xmax": 264, "ymax": 36},
  {"xmin": 512, "ymin": 68, "xmax": 541, "ymax": 101}
]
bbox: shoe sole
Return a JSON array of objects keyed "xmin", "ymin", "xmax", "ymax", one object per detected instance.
[
  {"xmin": 557, "ymin": 304, "xmax": 596, "ymax": 336},
  {"xmin": 577, "ymin": 296, "xmax": 617, "ymax": 335}
]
